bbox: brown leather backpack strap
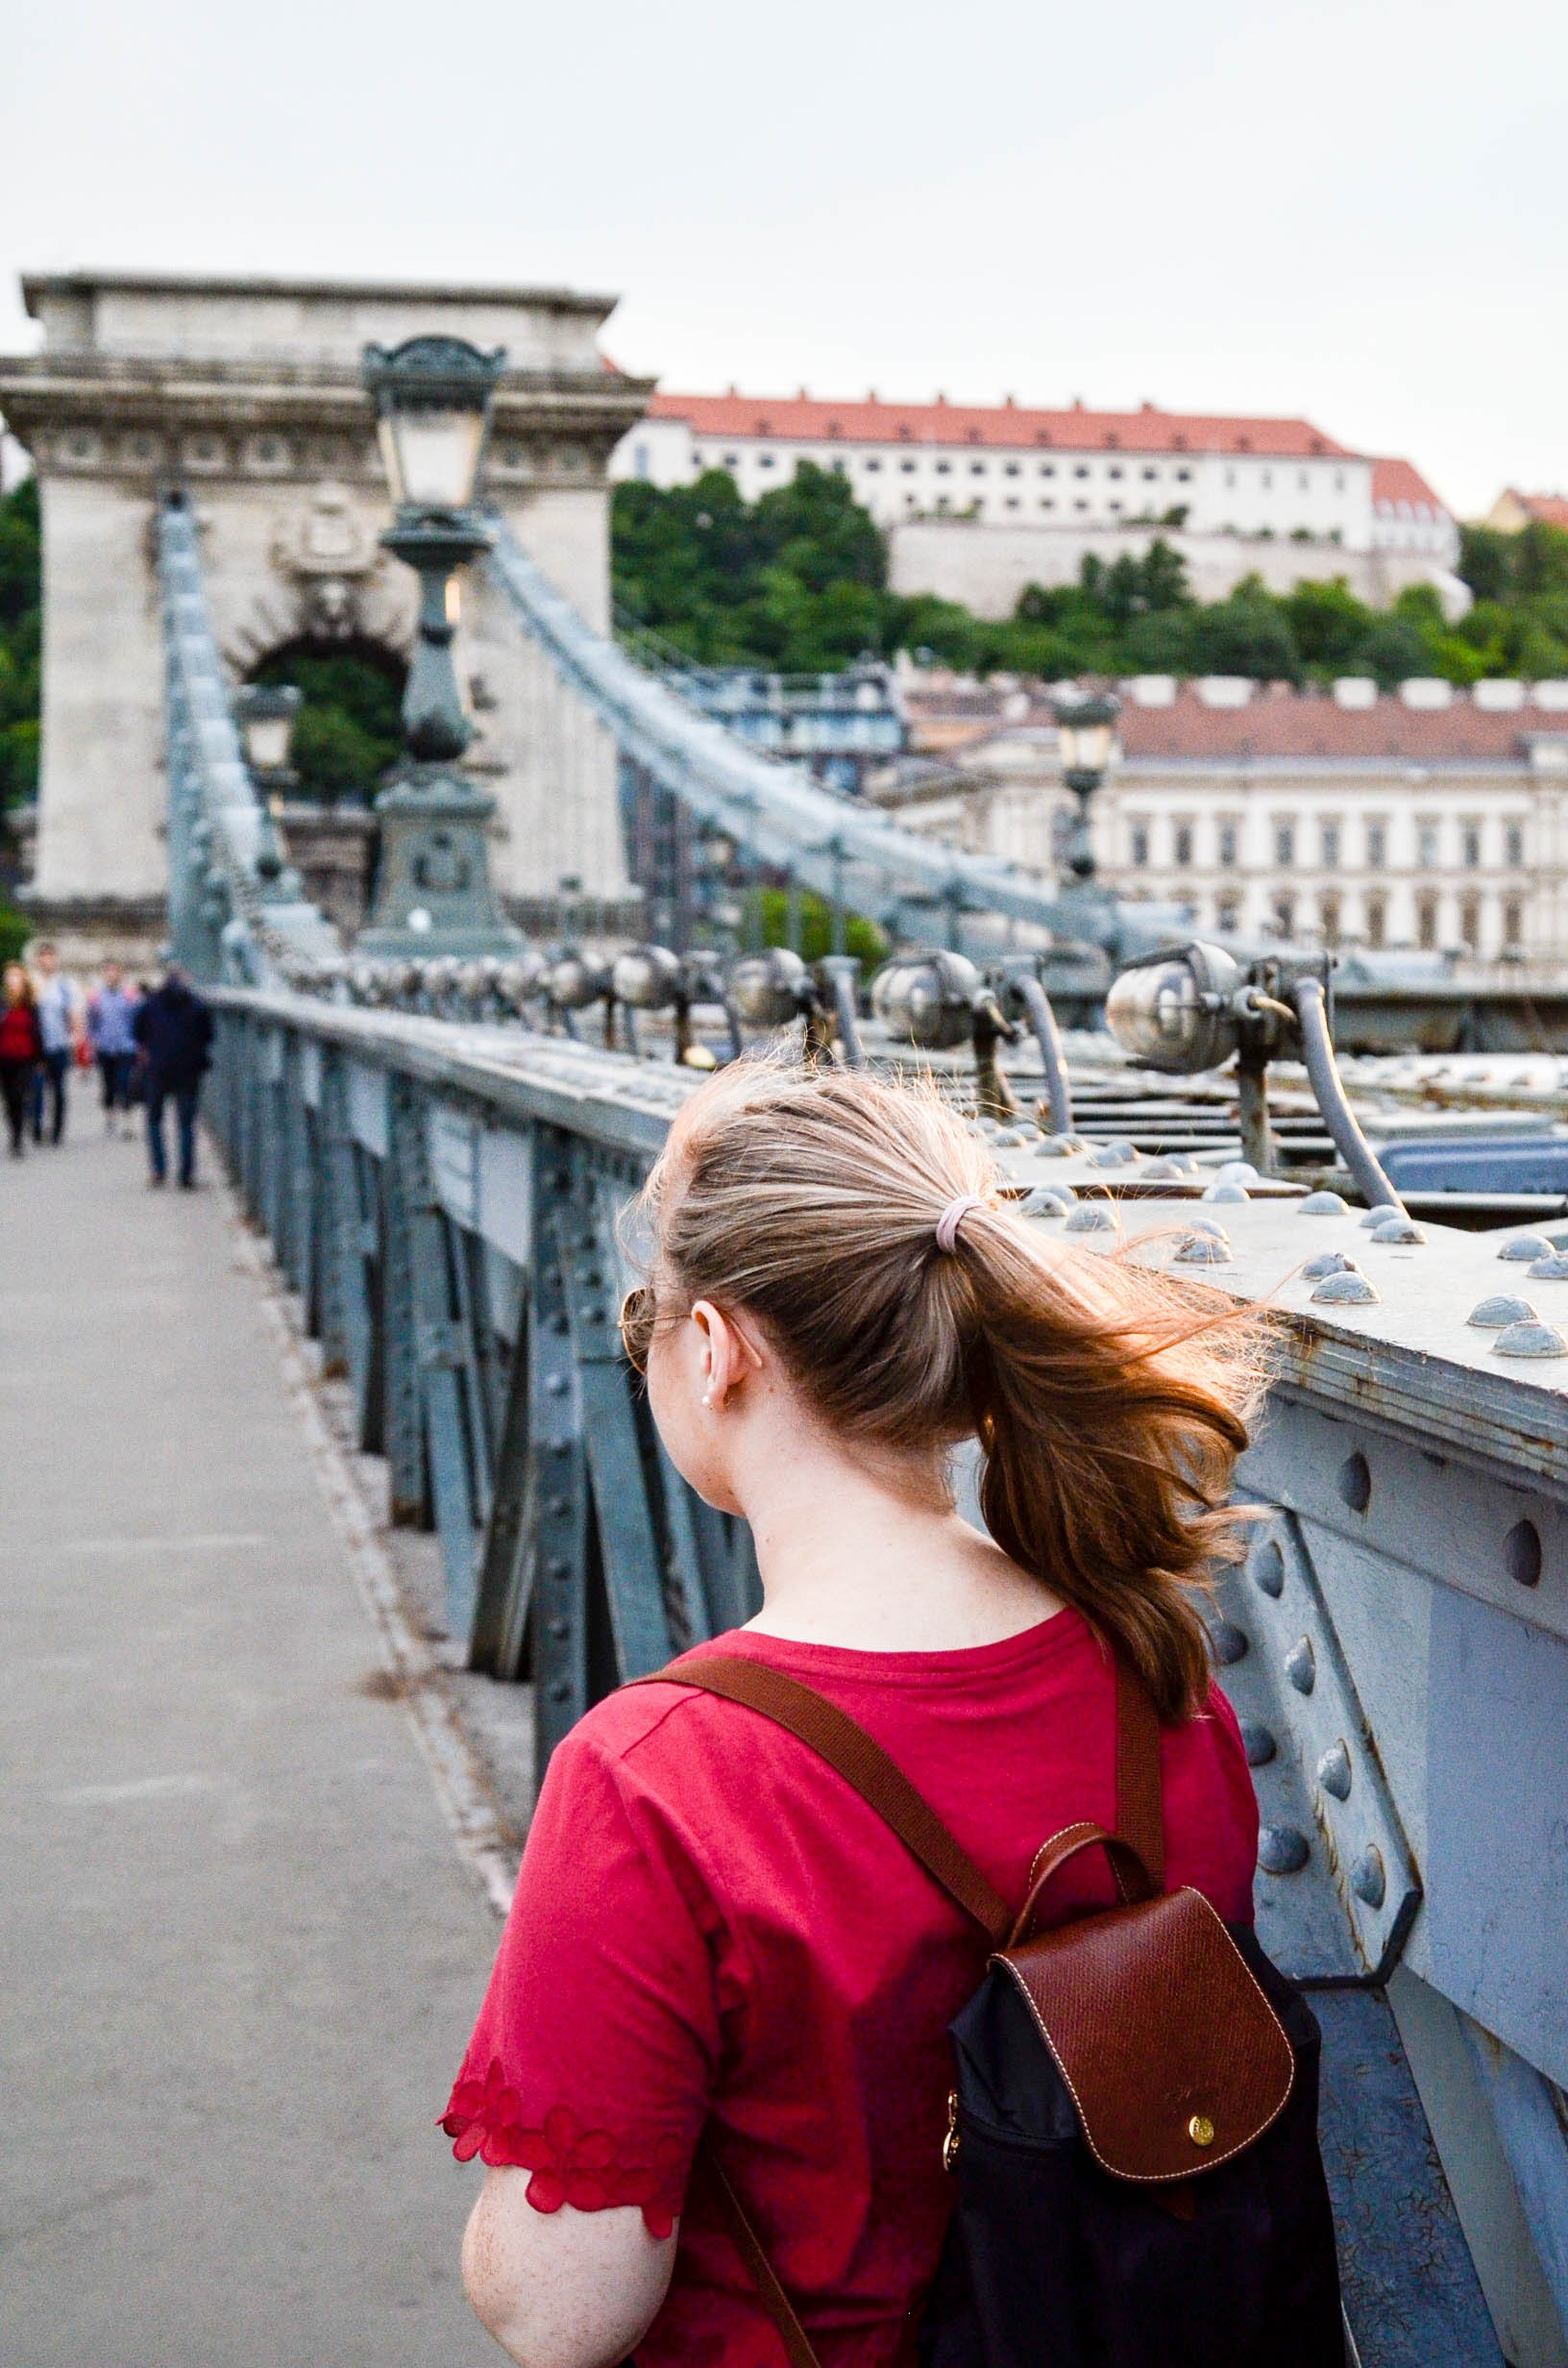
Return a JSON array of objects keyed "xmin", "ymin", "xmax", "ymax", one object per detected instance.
[
  {"xmin": 1115, "ymin": 1659, "xmax": 1165, "ymax": 1890},
  {"xmin": 703, "ymin": 2149, "xmax": 823, "ymax": 2368},
  {"xmin": 641, "ymin": 1655, "xmax": 1012, "ymax": 1945}
]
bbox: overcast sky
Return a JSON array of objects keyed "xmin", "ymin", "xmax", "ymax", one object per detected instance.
[{"xmin": 5, "ymin": 0, "xmax": 1565, "ymax": 517}]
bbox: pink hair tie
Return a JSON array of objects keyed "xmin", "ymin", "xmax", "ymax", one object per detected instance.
[{"xmin": 935, "ymin": 1194, "xmax": 984, "ymax": 1253}]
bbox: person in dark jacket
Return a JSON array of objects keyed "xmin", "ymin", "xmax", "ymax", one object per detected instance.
[
  {"xmin": 132, "ymin": 963, "xmax": 214, "ymax": 1189},
  {"xmin": 0, "ymin": 962, "xmax": 44, "ymax": 1158}
]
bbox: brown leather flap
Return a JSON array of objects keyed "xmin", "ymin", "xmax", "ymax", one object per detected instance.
[{"xmin": 996, "ymin": 1887, "xmax": 1295, "ymax": 2183}]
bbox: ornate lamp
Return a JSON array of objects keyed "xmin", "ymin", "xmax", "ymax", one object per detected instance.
[
  {"xmin": 234, "ymin": 683, "xmax": 301, "ymax": 785},
  {"xmin": 1050, "ymin": 688, "xmax": 1121, "ymax": 885},
  {"xmin": 356, "ymin": 334, "xmax": 522, "ymax": 959}
]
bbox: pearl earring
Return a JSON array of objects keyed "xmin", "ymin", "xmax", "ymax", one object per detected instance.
[{"xmin": 701, "ymin": 1391, "xmax": 713, "ymax": 1409}]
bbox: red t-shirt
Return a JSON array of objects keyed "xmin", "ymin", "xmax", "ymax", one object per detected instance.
[{"xmin": 443, "ymin": 1610, "xmax": 1259, "ymax": 2366}]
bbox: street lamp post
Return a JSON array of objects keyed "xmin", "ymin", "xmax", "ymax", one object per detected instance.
[
  {"xmin": 356, "ymin": 334, "xmax": 523, "ymax": 959},
  {"xmin": 1050, "ymin": 687, "xmax": 1121, "ymax": 887},
  {"xmin": 233, "ymin": 681, "xmax": 303, "ymax": 901}
]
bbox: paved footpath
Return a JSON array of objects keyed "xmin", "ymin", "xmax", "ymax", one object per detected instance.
[{"xmin": 0, "ymin": 1084, "xmax": 502, "ymax": 2367}]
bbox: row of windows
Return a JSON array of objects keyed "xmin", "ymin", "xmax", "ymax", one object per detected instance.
[
  {"xmin": 694, "ymin": 448, "xmax": 1198, "ymax": 485},
  {"xmin": 1195, "ymin": 889, "xmax": 1526, "ymax": 951},
  {"xmin": 1125, "ymin": 816, "xmax": 1528, "ymax": 872}
]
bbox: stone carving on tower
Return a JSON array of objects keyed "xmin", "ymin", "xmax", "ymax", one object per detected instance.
[{"xmin": 270, "ymin": 481, "xmax": 381, "ymax": 640}]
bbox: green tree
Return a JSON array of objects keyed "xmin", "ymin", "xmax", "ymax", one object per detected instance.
[
  {"xmin": 1282, "ymin": 577, "xmax": 1376, "ymax": 673},
  {"xmin": 1189, "ymin": 579, "xmax": 1301, "ymax": 681},
  {"xmin": 1513, "ymin": 522, "xmax": 1568, "ymax": 601},
  {"xmin": 252, "ymin": 642, "xmax": 404, "ymax": 802},
  {"xmin": 1457, "ymin": 524, "xmax": 1514, "ymax": 604},
  {"xmin": 747, "ymin": 884, "xmax": 888, "ymax": 969},
  {"xmin": 0, "ymin": 479, "xmax": 41, "ymax": 812}
]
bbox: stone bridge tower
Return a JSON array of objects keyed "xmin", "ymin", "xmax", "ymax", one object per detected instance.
[{"xmin": 0, "ymin": 272, "xmax": 653, "ymax": 960}]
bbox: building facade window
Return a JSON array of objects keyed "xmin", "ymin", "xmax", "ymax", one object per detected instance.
[
  {"xmin": 1173, "ymin": 821, "xmax": 1193, "ymax": 868},
  {"xmin": 1504, "ymin": 896, "xmax": 1523, "ymax": 950},
  {"xmin": 1416, "ymin": 819, "xmax": 1439, "ymax": 870},
  {"xmin": 1506, "ymin": 822, "xmax": 1525, "ymax": 868},
  {"xmin": 1320, "ymin": 820, "xmax": 1341, "ymax": 870},
  {"xmin": 1365, "ymin": 893, "xmax": 1387, "ymax": 949},
  {"xmin": 1366, "ymin": 819, "xmax": 1387, "ymax": 869},
  {"xmin": 1459, "ymin": 894, "xmax": 1482, "ymax": 950},
  {"xmin": 1129, "ymin": 821, "xmax": 1150, "ymax": 868},
  {"xmin": 1273, "ymin": 892, "xmax": 1296, "ymax": 938},
  {"xmin": 1417, "ymin": 893, "xmax": 1439, "ymax": 950},
  {"xmin": 1274, "ymin": 820, "xmax": 1296, "ymax": 868},
  {"xmin": 1319, "ymin": 892, "xmax": 1341, "ymax": 946},
  {"xmin": 1461, "ymin": 821, "xmax": 1482, "ymax": 869},
  {"xmin": 1216, "ymin": 893, "xmax": 1240, "ymax": 931},
  {"xmin": 1217, "ymin": 818, "xmax": 1239, "ymax": 869}
]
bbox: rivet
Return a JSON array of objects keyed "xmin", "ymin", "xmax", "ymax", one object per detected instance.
[
  {"xmin": 1175, "ymin": 1232, "xmax": 1233, "ymax": 1265},
  {"xmin": 545, "ymin": 1558, "xmax": 570, "ymax": 1580},
  {"xmin": 549, "ymin": 1680, "xmax": 572, "ymax": 1702},
  {"xmin": 1201, "ymin": 1180, "xmax": 1250, "ymax": 1203},
  {"xmin": 1259, "ymin": 1825, "xmax": 1311, "ymax": 1875},
  {"xmin": 1506, "ymin": 1518, "xmax": 1542, "ymax": 1588},
  {"xmin": 1299, "ymin": 1191, "xmax": 1349, "ymax": 1215},
  {"xmin": 1316, "ymin": 1740, "xmax": 1353, "ymax": 1800},
  {"xmin": 1253, "ymin": 1541, "xmax": 1285, "ymax": 1597},
  {"xmin": 1241, "ymin": 1722, "xmax": 1277, "ymax": 1767},
  {"xmin": 1312, "ymin": 1270, "xmax": 1380, "ymax": 1305},
  {"xmin": 1371, "ymin": 1217, "xmax": 1425, "ymax": 1245},
  {"xmin": 1494, "ymin": 1320, "xmax": 1568, "ymax": 1359},
  {"xmin": 1217, "ymin": 1161, "xmax": 1259, "ymax": 1184},
  {"xmin": 1065, "ymin": 1205, "xmax": 1116, "ymax": 1234},
  {"xmin": 1087, "ymin": 1141, "xmax": 1139, "ymax": 1170},
  {"xmin": 551, "ymin": 1315, "xmax": 570, "ymax": 1335},
  {"xmin": 1360, "ymin": 1203, "xmax": 1403, "ymax": 1229},
  {"xmin": 1350, "ymin": 1846, "xmax": 1386, "ymax": 1909},
  {"xmin": 1022, "ymin": 1187, "xmax": 1072, "ymax": 1218},
  {"xmin": 1467, "ymin": 1294, "xmax": 1537, "ymax": 1329},
  {"xmin": 1498, "ymin": 1234, "xmax": 1554, "ymax": 1263},
  {"xmin": 1527, "ymin": 1253, "xmax": 1568, "ymax": 1280},
  {"xmin": 1302, "ymin": 1250, "xmax": 1357, "ymax": 1280},
  {"xmin": 547, "ymin": 1616, "xmax": 569, "ymax": 1639},
  {"xmin": 1337, "ymin": 1451, "xmax": 1371, "ymax": 1513},
  {"xmin": 1286, "ymin": 1636, "xmax": 1317, "ymax": 1694},
  {"xmin": 1211, "ymin": 1619, "xmax": 1249, "ymax": 1665},
  {"xmin": 546, "ymin": 1374, "xmax": 569, "ymax": 1395},
  {"xmin": 1188, "ymin": 2113, "xmax": 1216, "ymax": 2148},
  {"xmin": 548, "ymin": 1495, "xmax": 570, "ymax": 1517}
]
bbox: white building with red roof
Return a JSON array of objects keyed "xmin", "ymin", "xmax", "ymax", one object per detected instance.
[{"xmin": 615, "ymin": 390, "xmax": 1457, "ymax": 569}]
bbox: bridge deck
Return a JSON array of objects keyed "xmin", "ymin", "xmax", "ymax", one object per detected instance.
[{"xmin": 0, "ymin": 1086, "xmax": 498, "ymax": 2366}]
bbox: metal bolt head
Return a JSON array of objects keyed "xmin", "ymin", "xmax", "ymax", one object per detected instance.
[
  {"xmin": 1467, "ymin": 1294, "xmax": 1538, "ymax": 1330},
  {"xmin": 1299, "ymin": 1191, "xmax": 1349, "ymax": 1215},
  {"xmin": 1311, "ymin": 1270, "xmax": 1381, "ymax": 1305},
  {"xmin": 1065, "ymin": 1204, "xmax": 1116, "ymax": 1233},
  {"xmin": 1351, "ymin": 1846, "xmax": 1386, "ymax": 1909},
  {"xmin": 1216, "ymin": 1161, "xmax": 1259, "ymax": 1184},
  {"xmin": 1360, "ymin": 1203, "xmax": 1403, "ymax": 1229},
  {"xmin": 1201, "ymin": 1180, "xmax": 1250, "ymax": 1203},
  {"xmin": 1259, "ymin": 1825, "xmax": 1311, "ymax": 1875},
  {"xmin": 1241, "ymin": 1722, "xmax": 1277, "ymax": 1767},
  {"xmin": 1175, "ymin": 1231, "xmax": 1233, "ymax": 1265},
  {"xmin": 1316, "ymin": 1740, "xmax": 1353, "ymax": 1801},
  {"xmin": 1087, "ymin": 1140, "xmax": 1139, "ymax": 1170},
  {"xmin": 1370, "ymin": 1217, "xmax": 1425, "ymax": 1245},
  {"xmin": 1188, "ymin": 2113, "xmax": 1216, "ymax": 2148},
  {"xmin": 1302, "ymin": 1249, "xmax": 1357, "ymax": 1280},
  {"xmin": 1498, "ymin": 1234, "xmax": 1554, "ymax": 1263},
  {"xmin": 1021, "ymin": 1187, "xmax": 1072, "ymax": 1219},
  {"xmin": 1286, "ymin": 1636, "xmax": 1316, "ymax": 1694},
  {"xmin": 1494, "ymin": 1320, "xmax": 1568, "ymax": 1359},
  {"xmin": 1252, "ymin": 1540, "xmax": 1286, "ymax": 1597},
  {"xmin": 1211, "ymin": 1619, "xmax": 1249, "ymax": 1665},
  {"xmin": 1528, "ymin": 1253, "xmax": 1568, "ymax": 1280}
]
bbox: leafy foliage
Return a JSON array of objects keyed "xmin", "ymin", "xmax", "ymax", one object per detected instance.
[
  {"xmin": 0, "ymin": 479, "xmax": 41, "ymax": 808},
  {"xmin": 251, "ymin": 642, "xmax": 404, "ymax": 802},
  {"xmin": 616, "ymin": 472, "xmax": 1568, "ymax": 689},
  {"xmin": 745, "ymin": 884, "xmax": 888, "ymax": 969}
]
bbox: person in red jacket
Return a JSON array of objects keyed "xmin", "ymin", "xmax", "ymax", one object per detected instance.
[
  {"xmin": 444, "ymin": 1062, "xmax": 1264, "ymax": 2368},
  {"xmin": 0, "ymin": 962, "xmax": 44, "ymax": 1158}
]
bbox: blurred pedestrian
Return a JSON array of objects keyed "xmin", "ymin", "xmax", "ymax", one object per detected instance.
[
  {"xmin": 86, "ymin": 959, "xmax": 140, "ymax": 1135},
  {"xmin": 132, "ymin": 962, "xmax": 214, "ymax": 1190},
  {"xmin": 29, "ymin": 941, "xmax": 84, "ymax": 1147},
  {"xmin": 0, "ymin": 963, "xmax": 43, "ymax": 1158}
]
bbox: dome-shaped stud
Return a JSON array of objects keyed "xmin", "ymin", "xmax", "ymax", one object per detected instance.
[
  {"xmin": 1252, "ymin": 1540, "xmax": 1286, "ymax": 1598},
  {"xmin": 1467, "ymin": 1294, "xmax": 1538, "ymax": 1329},
  {"xmin": 1022, "ymin": 1187, "xmax": 1072, "ymax": 1219},
  {"xmin": 1371, "ymin": 1217, "xmax": 1425, "ymax": 1245},
  {"xmin": 1217, "ymin": 1161, "xmax": 1260, "ymax": 1183},
  {"xmin": 1087, "ymin": 1140, "xmax": 1139, "ymax": 1170},
  {"xmin": 1311, "ymin": 1270, "xmax": 1381, "ymax": 1304},
  {"xmin": 1494, "ymin": 1320, "xmax": 1568, "ymax": 1359},
  {"xmin": 1302, "ymin": 1249, "xmax": 1357, "ymax": 1279},
  {"xmin": 1065, "ymin": 1204, "xmax": 1116, "ymax": 1233},
  {"xmin": 1211, "ymin": 1620, "xmax": 1249, "ymax": 1665},
  {"xmin": 1201, "ymin": 1180, "xmax": 1250, "ymax": 1203},
  {"xmin": 1175, "ymin": 1232, "xmax": 1234, "ymax": 1265},
  {"xmin": 1299, "ymin": 1191, "xmax": 1349, "ymax": 1215},
  {"xmin": 1360, "ymin": 1203, "xmax": 1403, "ymax": 1229},
  {"xmin": 1189, "ymin": 1216, "xmax": 1229, "ymax": 1239},
  {"xmin": 1350, "ymin": 1846, "xmax": 1386, "ymax": 1909},
  {"xmin": 992, "ymin": 1127, "xmax": 1028, "ymax": 1147},
  {"xmin": 1316, "ymin": 1740, "xmax": 1353, "ymax": 1801},
  {"xmin": 1498, "ymin": 1234, "xmax": 1554, "ymax": 1263},
  {"xmin": 1143, "ymin": 1155, "xmax": 1196, "ymax": 1179},
  {"xmin": 1259, "ymin": 1826, "xmax": 1311, "ymax": 1875},
  {"xmin": 1036, "ymin": 1133, "xmax": 1080, "ymax": 1156},
  {"xmin": 1286, "ymin": 1636, "xmax": 1316, "ymax": 1694},
  {"xmin": 1241, "ymin": 1722, "xmax": 1277, "ymax": 1767},
  {"xmin": 1528, "ymin": 1252, "xmax": 1568, "ymax": 1280}
]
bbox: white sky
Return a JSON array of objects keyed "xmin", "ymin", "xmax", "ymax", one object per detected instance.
[{"xmin": 5, "ymin": 0, "xmax": 1565, "ymax": 518}]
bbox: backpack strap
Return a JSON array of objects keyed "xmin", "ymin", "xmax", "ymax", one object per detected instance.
[{"xmin": 1115, "ymin": 1656, "xmax": 1166, "ymax": 1888}]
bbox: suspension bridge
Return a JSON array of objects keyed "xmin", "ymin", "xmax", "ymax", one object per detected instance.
[{"xmin": 2, "ymin": 273, "xmax": 1567, "ymax": 2368}]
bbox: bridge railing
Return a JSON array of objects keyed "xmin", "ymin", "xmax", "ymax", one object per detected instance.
[{"xmin": 205, "ymin": 980, "xmax": 1567, "ymax": 2366}]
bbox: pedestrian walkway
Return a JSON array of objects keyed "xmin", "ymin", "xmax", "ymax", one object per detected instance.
[{"xmin": 0, "ymin": 1083, "xmax": 502, "ymax": 2366}]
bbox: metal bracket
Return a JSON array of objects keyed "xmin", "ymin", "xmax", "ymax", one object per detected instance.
[{"xmin": 1211, "ymin": 1501, "xmax": 1422, "ymax": 1986}]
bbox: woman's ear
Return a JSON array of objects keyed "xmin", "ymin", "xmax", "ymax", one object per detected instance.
[{"xmin": 690, "ymin": 1300, "xmax": 766, "ymax": 1410}]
